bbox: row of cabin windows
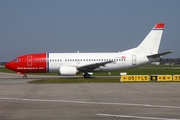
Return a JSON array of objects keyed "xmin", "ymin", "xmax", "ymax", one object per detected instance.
[
  {"xmin": 33, "ymin": 58, "xmax": 126, "ymax": 62},
  {"xmin": 50, "ymin": 58, "xmax": 125, "ymax": 62},
  {"xmin": 34, "ymin": 59, "xmax": 46, "ymax": 62}
]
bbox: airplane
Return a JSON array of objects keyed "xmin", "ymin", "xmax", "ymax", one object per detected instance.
[{"xmin": 5, "ymin": 23, "xmax": 173, "ymax": 78}]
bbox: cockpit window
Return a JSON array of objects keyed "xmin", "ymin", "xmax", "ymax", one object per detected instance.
[{"xmin": 13, "ymin": 58, "xmax": 21, "ymax": 62}]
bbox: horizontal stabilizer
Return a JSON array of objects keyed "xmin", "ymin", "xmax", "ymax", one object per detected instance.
[{"xmin": 147, "ymin": 50, "xmax": 174, "ymax": 58}]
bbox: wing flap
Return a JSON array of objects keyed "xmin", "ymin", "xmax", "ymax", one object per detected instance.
[{"xmin": 77, "ymin": 61, "xmax": 112, "ymax": 72}]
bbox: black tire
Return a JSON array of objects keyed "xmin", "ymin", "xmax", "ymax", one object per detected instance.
[
  {"xmin": 23, "ymin": 75, "xmax": 27, "ymax": 79},
  {"xmin": 83, "ymin": 73, "xmax": 91, "ymax": 78}
]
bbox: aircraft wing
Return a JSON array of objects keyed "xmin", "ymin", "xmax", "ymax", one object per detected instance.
[
  {"xmin": 77, "ymin": 61, "xmax": 113, "ymax": 72},
  {"xmin": 147, "ymin": 50, "xmax": 174, "ymax": 58}
]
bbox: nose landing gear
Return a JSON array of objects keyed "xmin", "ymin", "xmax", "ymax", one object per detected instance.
[
  {"xmin": 17, "ymin": 72, "xmax": 27, "ymax": 79},
  {"xmin": 23, "ymin": 74, "xmax": 27, "ymax": 79}
]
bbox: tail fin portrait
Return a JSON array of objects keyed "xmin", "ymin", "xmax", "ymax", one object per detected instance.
[
  {"xmin": 122, "ymin": 23, "xmax": 165, "ymax": 55},
  {"xmin": 137, "ymin": 23, "xmax": 164, "ymax": 54}
]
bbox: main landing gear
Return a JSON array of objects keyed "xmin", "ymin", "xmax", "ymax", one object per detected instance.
[{"xmin": 83, "ymin": 73, "xmax": 91, "ymax": 78}]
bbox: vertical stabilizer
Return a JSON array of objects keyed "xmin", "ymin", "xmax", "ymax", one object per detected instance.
[
  {"xmin": 137, "ymin": 23, "xmax": 164, "ymax": 54},
  {"xmin": 121, "ymin": 23, "xmax": 164, "ymax": 55}
]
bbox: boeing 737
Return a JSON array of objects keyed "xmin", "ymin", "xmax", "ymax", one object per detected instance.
[{"xmin": 5, "ymin": 23, "xmax": 173, "ymax": 78}]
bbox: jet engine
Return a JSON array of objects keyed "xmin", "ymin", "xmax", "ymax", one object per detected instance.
[{"xmin": 58, "ymin": 66, "xmax": 77, "ymax": 75}]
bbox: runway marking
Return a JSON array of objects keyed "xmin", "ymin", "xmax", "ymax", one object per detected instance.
[
  {"xmin": 97, "ymin": 114, "xmax": 180, "ymax": 120},
  {"xmin": 1, "ymin": 97, "xmax": 180, "ymax": 109}
]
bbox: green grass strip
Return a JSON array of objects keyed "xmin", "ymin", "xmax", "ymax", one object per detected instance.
[{"xmin": 28, "ymin": 77, "xmax": 120, "ymax": 83}]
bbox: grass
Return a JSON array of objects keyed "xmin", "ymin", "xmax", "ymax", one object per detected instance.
[
  {"xmin": 28, "ymin": 77, "xmax": 120, "ymax": 83},
  {"xmin": 1, "ymin": 65, "xmax": 180, "ymax": 83},
  {"xmin": 85, "ymin": 65, "xmax": 180, "ymax": 76},
  {"xmin": 0, "ymin": 67, "xmax": 15, "ymax": 73}
]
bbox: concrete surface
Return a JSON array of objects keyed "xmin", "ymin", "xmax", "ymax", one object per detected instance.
[{"xmin": 0, "ymin": 72, "xmax": 180, "ymax": 120}]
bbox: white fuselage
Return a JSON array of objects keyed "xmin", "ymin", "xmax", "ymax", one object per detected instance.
[{"xmin": 48, "ymin": 53, "xmax": 156, "ymax": 73}]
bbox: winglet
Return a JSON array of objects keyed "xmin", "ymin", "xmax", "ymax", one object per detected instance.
[{"xmin": 153, "ymin": 23, "xmax": 164, "ymax": 29}]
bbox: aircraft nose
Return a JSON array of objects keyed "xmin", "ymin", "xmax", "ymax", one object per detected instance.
[{"xmin": 5, "ymin": 62, "xmax": 11, "ymax": 70}]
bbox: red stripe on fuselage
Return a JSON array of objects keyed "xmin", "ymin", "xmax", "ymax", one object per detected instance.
[{"xmin": 7, "ymin": 53, "xmax": 48, "ymax": 73}]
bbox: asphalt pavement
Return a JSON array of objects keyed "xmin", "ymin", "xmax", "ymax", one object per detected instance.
[{"xmin": 0, "ymin": 72, "xmax": 180, "ymax": 120}]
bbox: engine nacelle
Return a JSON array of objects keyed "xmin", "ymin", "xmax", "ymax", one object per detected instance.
[{"xmin": 58, "ymin": 66, "xmax": 77, "ymax": 76}]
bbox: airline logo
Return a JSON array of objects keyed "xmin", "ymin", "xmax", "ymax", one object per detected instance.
[
  {"xmin": 121, "ymin": 56, "xmax": 126, "ymax": 61},
  {"xmin": 121, "ymin": 56, "xmax": 126, "ymax": 59}
]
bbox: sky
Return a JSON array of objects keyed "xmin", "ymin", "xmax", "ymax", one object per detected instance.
[{"xmin": 0, "ymin": 0, "xmax": 180, "ymax": 61}]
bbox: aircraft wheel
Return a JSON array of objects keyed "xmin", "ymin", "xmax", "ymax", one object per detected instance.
[
  {"xmin": 83, "ymin": 73, "xmax": 91, "ymax": 78},
  {"xmin": 23, "ymin": 74, "xmax": 27, "ymax": 79}
]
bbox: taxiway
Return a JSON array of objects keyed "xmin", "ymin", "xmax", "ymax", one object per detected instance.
[{"xmin": 0, "ymin": 72, "xmax": 180, "ymax": 120}]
